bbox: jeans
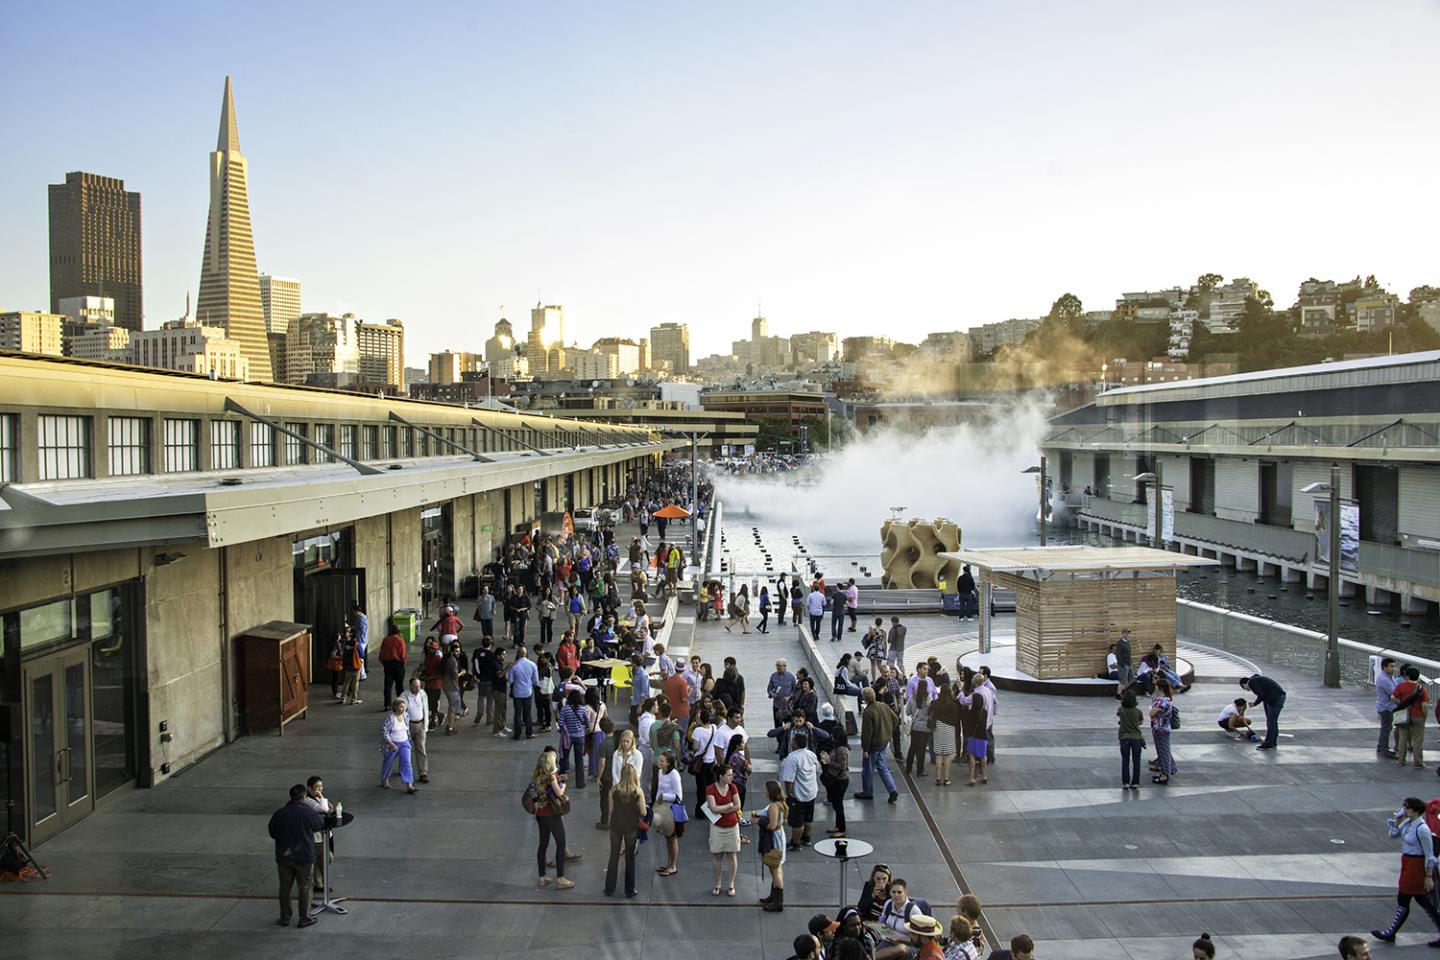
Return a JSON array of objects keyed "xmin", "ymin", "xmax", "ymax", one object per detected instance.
[
  {"xmin": 1398, "ymin": 716, "xmax": 1427, "ymax": 765},
  {"xmin": 862, "ymin": 747, "xmax": 897, "ymax": 796},
  {"xmin": 810, "ymin": 614, "xmax": 823, "ymax": 637},
  {"xmin": 1260, "ymin": 694, "xmax": 1285, "ymax": 747},
  {"xmin": 1120, "ymin": 737, "xmax": 1143, "ymax": 785},
  {"xmin": 381, "ymin": 661, "xmax": 406, "ymax": 704},
  {"xmin": 559, "ymin": 737, "xmax": 586, "ymax": 787},
  {"xmin": 380, "ymin": 741, "xmax": 413, "ymax": 784},
  {"xmin": 536, "ymin": 814, "xmax": 567, "ymax": 877},
  {"xmin": 513, "ymin": 615, "xmax": 528, "ymax": 645},
  {"xmin": 758, "ymin": 610, "xmax": 769, "ymax": 632},
  {"xmin": 831, "ymin": 612, "xmax": 844, "ymax": 640},
  {"xmin": 512, "ymin": 695, "xmax": 534, "ymax": 739},
  {"xmin": 540, "ymin": 617, "xmax": 553, "ymax": 646},
  {"xmin": 1379, "ymin": 709, "xmax": 1395, "ymax": 753},
  {"xmin": 1153, "ymin": 728, "xmax": 1176, "ymax": 775},
  {"xmin": 480, "ymin": 618, "xmax": 494, "ymax": 638},
  {"xmin": 589, "ymin": 731, "xmax": 605, "ymax": 778},
  {"xmin": 537, "ymin": 694, "xmax": 552, "ymax": 729},
  {"xmin": 605, "ymin": 827, "xmax": 638, "ymax": 895},
  {"xmin": 276, "ymin": 860, "xmax": 314, "ymax": 922},
  {"xmin": 489, "ymin": 689, "xmax": 508, "ymax": 733}
]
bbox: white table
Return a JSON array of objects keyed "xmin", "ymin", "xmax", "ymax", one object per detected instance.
[{"xmin": 812, "ymin": 837, "xmax": 874, "ymax": 909}]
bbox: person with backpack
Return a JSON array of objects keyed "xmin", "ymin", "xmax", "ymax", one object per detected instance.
[{"xmin": 1150, "ymin": 676, "xmax": 1178, "ymax": 784}]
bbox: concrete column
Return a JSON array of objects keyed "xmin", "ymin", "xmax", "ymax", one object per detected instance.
[
  {"xmin": 1235, "ymin": 556, "xmax": 1257, "ymax": 572},
  {"xmin": 1401, "ymin": 594, "xmax": 1432, "ymax": 616},
  {"xmin": 1366, "ymin": 585, "xmax": 1395, "ymax": 607},
  {"xmin": 1258, "ymin": 561, "xmax": 1280, "ymax": 578},
  {"xmin": 1307, "ymin": 571, "xmax": 1326, "ymax": 591},
  {"xmin": 1338, "ymin": 577, "xmax": 1358, "ymax": 599},
  {"xmin": 1281, "ymin": 566, "xmax": 1304, "ymax": 583}
]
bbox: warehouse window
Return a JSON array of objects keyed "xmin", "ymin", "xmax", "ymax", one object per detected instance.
[
  {"xmin": 0, "ymin": 413, "xmax": 18, "ymax": 481},
  {"xmin": 285, "ymin": 422, "xmax": 308, "ymax": 466},
  {"xmin": 211, "ymin": 420, "xmax": 241, "ymax": 470},
  {"xmin": 314, "ymin": 424, "xmax": 335, "ymax": 463},
  {"xmin": 340, "ymin": 425, "xmax": 356, "ymax": 460},
  {"xmin": 38, "ymin": 414, "xmax": 91, "ymax": 480},
  {"xmin": 107, "ymin": 416, "xmax": 150, "ymax": 476},
  {"xmin": 249, "ymin": 421, "xmax": 275, "ymax": 467},
  {"xmin": 163, "ymin": 418, "xmax": 198, "ymax": 472}
]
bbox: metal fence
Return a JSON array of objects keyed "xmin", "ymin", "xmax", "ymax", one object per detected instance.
[{"xmin": 1177, "ymin": 598, "xmax": 1440, "ymax": 689}]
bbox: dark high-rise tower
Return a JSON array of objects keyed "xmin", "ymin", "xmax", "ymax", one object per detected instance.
[
  {"xmin": 195, "ymin": 76, "xmax": 271, "ymax": 380},
  {"xmin": 48, "ymin": 172, "xmax": 143, "ymax": 330}
]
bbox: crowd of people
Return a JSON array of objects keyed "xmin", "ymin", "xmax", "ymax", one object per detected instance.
[{"xmin": 261, "ymin": 464, "xmax": 1424, "ymax": 957}]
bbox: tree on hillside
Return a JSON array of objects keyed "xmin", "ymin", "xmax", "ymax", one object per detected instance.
[
  {"xmin": 1197, "ymin": 273, "xmax": 1223, "ymax": 291},
  {"xmin": 1234, "ymin": 295, "xmax": 1294, "ymax": 371}
]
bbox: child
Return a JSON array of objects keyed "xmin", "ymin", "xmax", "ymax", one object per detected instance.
[{"xmin": 1218, "ymin": 698, "xmax": 1259, "ymax": 741}]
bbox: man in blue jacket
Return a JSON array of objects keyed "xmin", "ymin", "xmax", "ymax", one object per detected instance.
[
  {"xmin": 1241, "ymin": 674, "xmax": 1287, "ymax": 750},
  {"xmin": 268, "ymin": 783, "xmax": 326, "ymax": 926}
]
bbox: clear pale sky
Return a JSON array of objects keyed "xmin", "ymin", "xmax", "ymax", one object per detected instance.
[{"xmin": 3, "ymin": 1, "xmax": 1437, "ymax": 361}]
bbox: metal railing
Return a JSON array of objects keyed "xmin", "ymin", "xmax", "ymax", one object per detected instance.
[{"xmin": 1177, "ymin": 598, "xmax": 1440, "ymax": 691}]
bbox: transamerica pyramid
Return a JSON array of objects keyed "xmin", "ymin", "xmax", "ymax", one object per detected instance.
[{"xmin": 195, "ymin": 76, "xmax": 272, "ymax": 381}]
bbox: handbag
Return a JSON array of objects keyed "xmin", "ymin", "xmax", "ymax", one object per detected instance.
[
  {"xmin": 653, "ymin": 801, "xmax": 676, "ymax": 837},
  {"xmin": 687, "ymin": 729, "xmax": 715, "ymax": 776},
  {"xmin": 670, "ymin": 801, "xmax": 689, "ymax": 825},
  {"xmin": 548, "ymin": 783, "xmax": 572, "ymax": 816}
]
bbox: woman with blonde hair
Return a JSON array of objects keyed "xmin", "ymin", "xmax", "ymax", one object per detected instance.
[
  {"xmin": 753, "ymin": 778, "xmax": 789, "ymax": 912},
  {"xmin": 527, "ymin": 750, "xmax": 574, "ymax": 890},
  {"xmin": 604, "ymin": 763, "xmax": 648, "ymax": 897},
  {"xmin": 380, "ymin": 698, "xmax": 417, "ymax": 794},
  {"xmin": 608, "ymin": 727, "xmax": 645, "ymax": 791}
]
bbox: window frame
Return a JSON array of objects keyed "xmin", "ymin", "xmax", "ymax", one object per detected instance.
[
  {"xmin": 38, "ymin": 414, "xmax": 92, "ymax": 480},
  {"xmin": 106, "ymin": 415, "xmax": 151, "ymax": 477},
  {"xmin": 211, "ymin": 419, "xmax": 241, "ymax": 470}
]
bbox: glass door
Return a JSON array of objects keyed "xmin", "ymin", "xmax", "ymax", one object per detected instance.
[{"xmin": 23, "ymin": 647, "xmax": 93, "ymax": 843}]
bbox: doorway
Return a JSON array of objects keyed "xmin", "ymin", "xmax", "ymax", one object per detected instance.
[
  {"xmin": 23, "ymin": 647, "xmax": 92, "ymax": 843},
  {"xmin": 421, "ymin": 504, "xmax": 454, "ymax": 617},
  {"xmin": 298, "ymin": 569, "xmax": 364, "ymax": 682}
]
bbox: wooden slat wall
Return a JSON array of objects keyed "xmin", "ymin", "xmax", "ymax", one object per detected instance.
[{"xmin": 1008, "ymin": 572, "xmax": 1177, "ymax": 680}]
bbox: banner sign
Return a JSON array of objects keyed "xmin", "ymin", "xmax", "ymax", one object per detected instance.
[
  {"xmin": 1314, "ymin": 498, "xmax": 1359, "ymax": 574},
  {"xmin": 1145, "ymin": 487, "xmax": 1176, "ymax": 544}
]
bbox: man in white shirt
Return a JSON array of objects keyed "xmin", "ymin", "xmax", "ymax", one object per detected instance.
[
  {"xmin": 403, "ymin": 678, "xmax": 430, "ymax": 784},
  {"xmin": 683, "ymin": 655, "xmax": 704, "ymax": 707},
  {"xmin": 779, "ymin": 732, "xmax": 821, "ymax": 851},
  {"xmin": 637, "ymin": 701, "xmax": 658, "ymax": 766},
  {"xmin": 715, "ymin": 706, "xmax": 751, "ymax": 823}
]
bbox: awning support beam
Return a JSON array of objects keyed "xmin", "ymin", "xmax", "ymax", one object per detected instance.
[
  {"xmin": 226, "ymin": 398, "xmax": 384, "ymax": 476},
  {"xmin": 388, "ymin": 412, "xmax": 494, "ymax": 463}
]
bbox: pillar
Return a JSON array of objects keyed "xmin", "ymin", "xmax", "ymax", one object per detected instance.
[
  {"xmin": 1281, "ymin": 566, "xmax": 1304, "ymax": 583},
  {"xmin": 1235, "ymin": 556, "xmax": 1257, "ymax": 572},
  {"xmin": 1401, "ymin": 594, "xmax": 1432, "ymax": 616}
]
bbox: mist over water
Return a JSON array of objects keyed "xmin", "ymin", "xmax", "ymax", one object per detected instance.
[{"xmin": 716, "ymin": 400, "xmax": 1050, "ymax": 557}]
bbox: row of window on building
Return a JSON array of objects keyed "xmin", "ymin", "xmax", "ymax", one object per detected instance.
[{"xmin": 0, "ymin": 413, "xmax": 563, "ymax": 482}]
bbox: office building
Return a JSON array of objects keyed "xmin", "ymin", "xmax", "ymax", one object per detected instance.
[
  {"xmin": 592, "ymin": 337, "xmax": 643, "ymax": 374},
  {"xmin": 486, "ymin": 318, "xmax": 519, "ymax": 378},
  {"xmin": 429, "ymin": 351, "xmax": 483, "ymax": 385},
  {"xmin": 357, "ymin": 318, "xmax": 405, "ymax": 390},
  {"xmin": 259, "ymin": 275, "xmax": 301, "ymax": 334},
  {"xmin": 0, "ymin": 311, "xmax": 65, "ymax": 356},
  {"xmin": 69, "ymin": 325, "xmax": 132, "ymax": 362},
  {"xmin": 48, "ymin": 172, "xmax": 143, "ymax": 331},
  {"xmin": 568, "ymin": 348, "xmax": 621, "ymax": 381},
  {"xmin": 528, "ymin": 303, "xmax": 565, "ymax": 376},
  {"xmin": 790, "ymin": 331, "xmax": 839, "ymax": 365},
  {"xmin": 194, "ymin": 77, "xmax": 271, "ymax": 381},
  {"xmin": 649, "ymin": 322, "xmax": 690, "ymax": 374},
  {"xmin": 130, "ymin": 320, "xmax": 249, "ymax": 380},
  {"xmin": 284, "ymin": 313, "xmax": 360, "ymax": 384}
]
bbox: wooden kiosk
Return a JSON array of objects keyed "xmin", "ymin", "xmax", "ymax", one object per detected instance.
[{"xmin": 945, "ymin": 546, "xmax": 1217, "ymax": 681}]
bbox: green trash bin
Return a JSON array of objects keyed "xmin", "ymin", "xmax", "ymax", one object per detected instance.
[{"xmin": 393, "ymin": 608, "xmax": 420, "ymax": 647}]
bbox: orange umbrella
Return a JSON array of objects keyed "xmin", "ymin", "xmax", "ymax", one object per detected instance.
[{"xmin": 654, "ymin": 504, "xmax": 691, "ymax": 519}]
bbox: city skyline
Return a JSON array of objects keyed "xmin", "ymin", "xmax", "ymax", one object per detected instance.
[{"xmin": 3, "ymin": 2, "xmax": 1439, "ymax": 361}]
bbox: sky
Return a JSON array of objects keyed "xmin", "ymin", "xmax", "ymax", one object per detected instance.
[{"xmin": 3, "ymin": 1, "xmax": 1439, "ymax": 362}]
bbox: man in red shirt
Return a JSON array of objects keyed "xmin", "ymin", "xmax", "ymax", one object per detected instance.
[
  {"xmin": 378, "ymin": 622, "xmax": 407, "ymax": 706},
  {"xmin": 663, "ymin": 666, "xmax": 690, "ymax": 732}
]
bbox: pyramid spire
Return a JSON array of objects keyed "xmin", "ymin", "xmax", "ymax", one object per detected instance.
[{"xmin": 217, "ymin": 75, "xmax": 241, "ymax": 155}]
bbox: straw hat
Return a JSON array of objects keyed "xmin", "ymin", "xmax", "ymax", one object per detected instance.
[{"xmin": 905, "ymin": 915, "xmax": 944, "ymax": 938}]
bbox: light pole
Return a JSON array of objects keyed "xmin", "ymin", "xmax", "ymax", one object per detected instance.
[
  {"xmin": 1022, "ymin": 457, "xmax": 1047, "ymax": 545},
  {"xmin": 1134, "ymin": 466, "xmax": 1164, "ymax": 549},
  {"xmin": 1302, "ymin": 469, "xmax": 1344, "ymax": 688}
]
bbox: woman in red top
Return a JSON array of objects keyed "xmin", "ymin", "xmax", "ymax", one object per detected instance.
[{"xmin": 706, "ymin": 762, "xmax": 742, "ymax": 897}]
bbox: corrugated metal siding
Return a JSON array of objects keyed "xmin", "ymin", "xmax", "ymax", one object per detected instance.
[
  {"xmin": 1400, "ymin": 466, "xmax": 1440, "ymax": 539},
  {"xmin": 1215, "ymin": 458, "xmax": 1259, "ymax": 522},
  {"xmin": 1292, "ymin": 461, "xmax": 1353, "ymax": 532},
  {"xmin": 1110, "ymin": 455, "xmax": 1141, "ymax": 502},
  {"xmin": 1160, "ymin": 454, "xmax": 1190, "ymax": 509}
]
